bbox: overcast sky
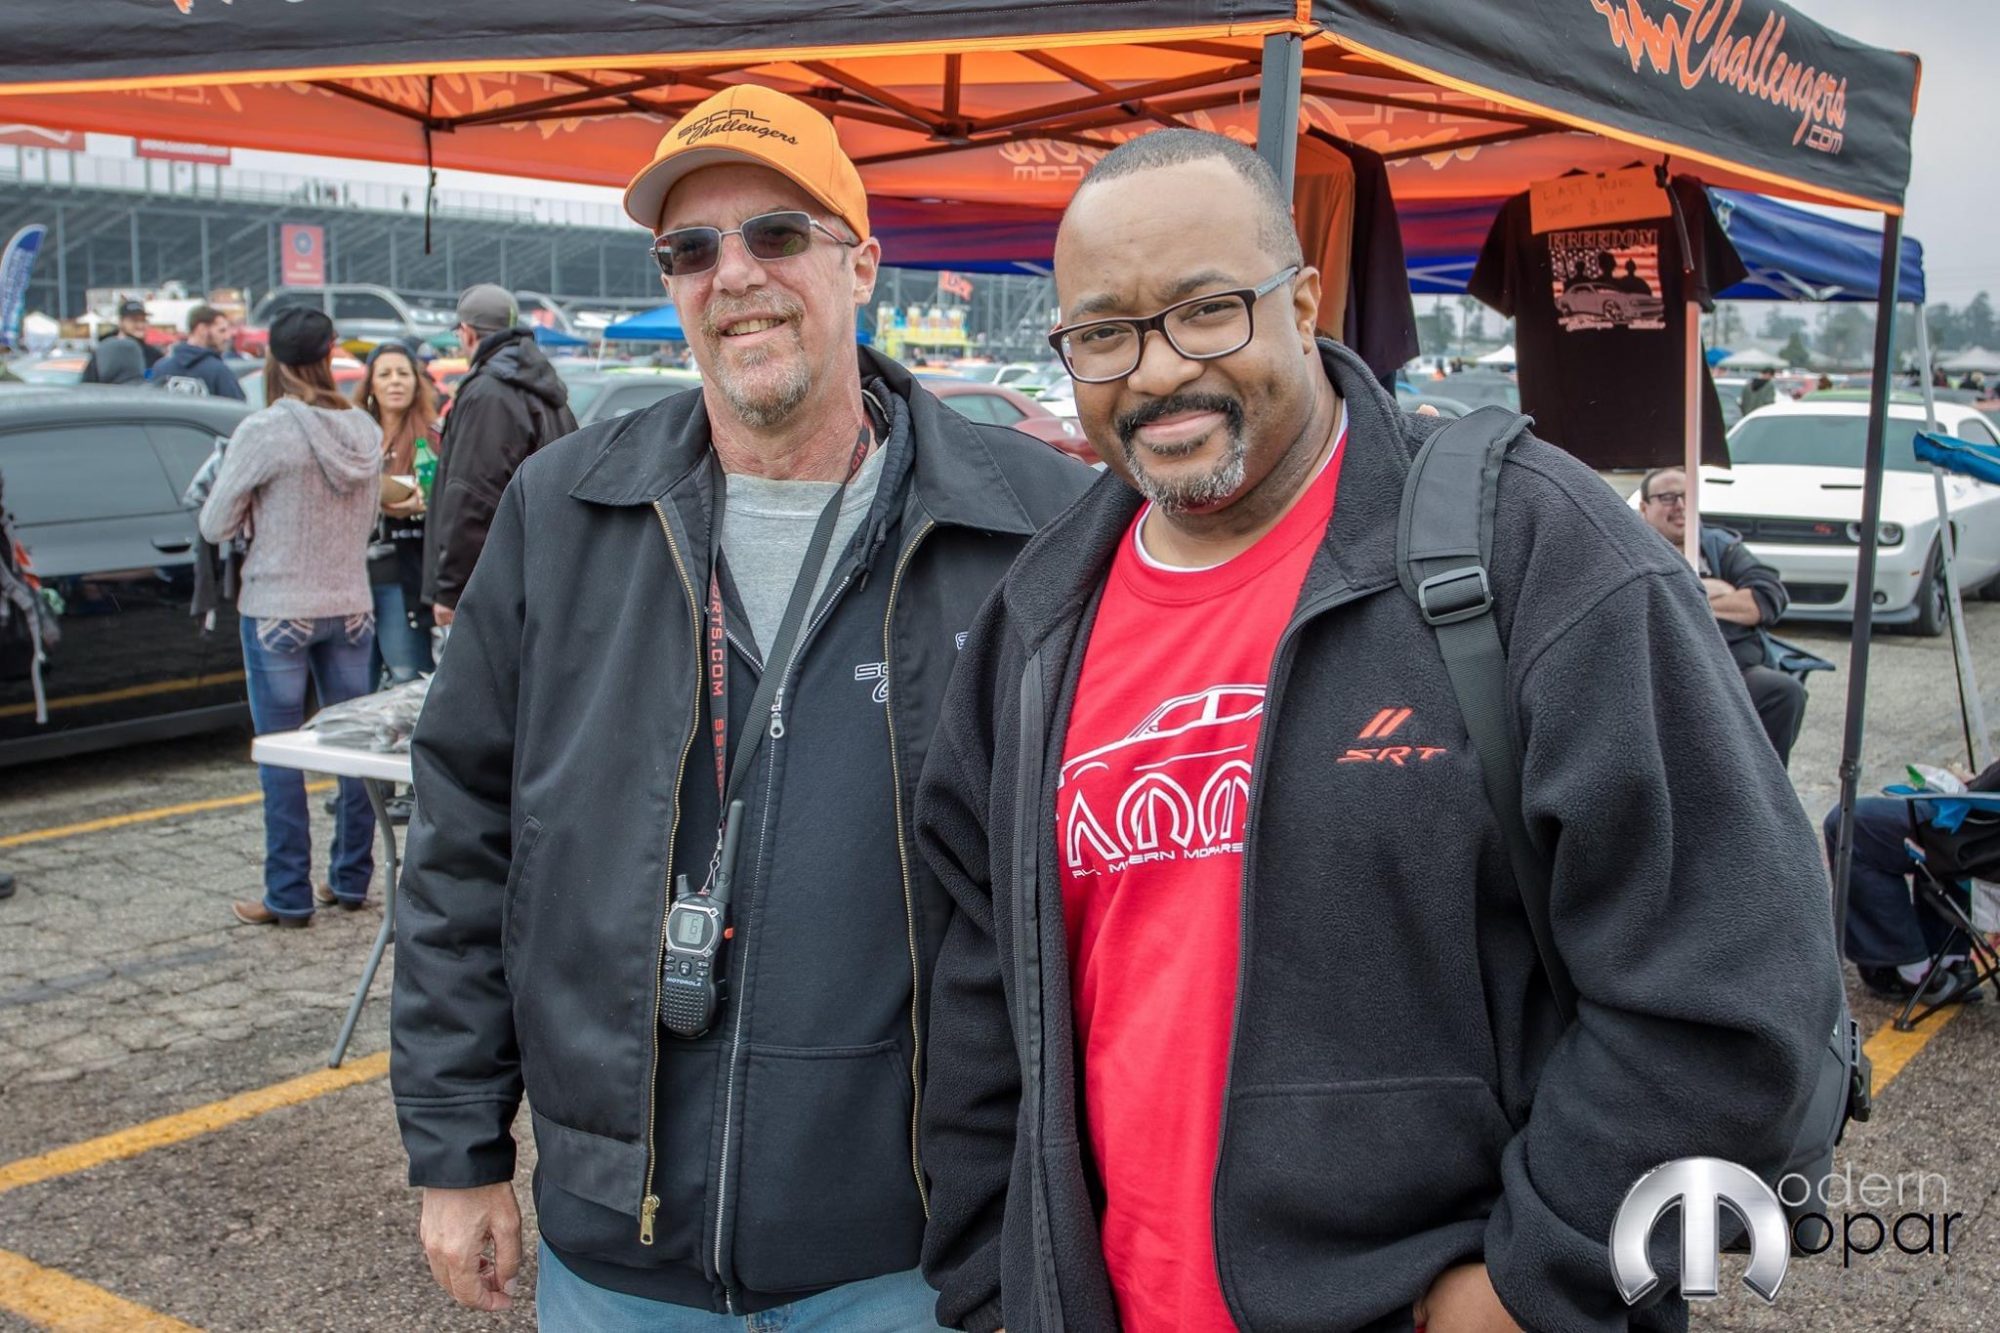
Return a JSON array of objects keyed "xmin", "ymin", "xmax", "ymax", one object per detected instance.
[
  {"xmin": 218, "ymin": 0, "xmax": 1992, "ymax": 308},
  {"xmin": 1793, "ymin": 0, "xmax": 1994, "ymax": 307}
]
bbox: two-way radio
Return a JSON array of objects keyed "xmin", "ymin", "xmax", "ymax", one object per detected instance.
[{"xmin": 659, "ymin": 799, "xmax": 745, "ymax": 1040}]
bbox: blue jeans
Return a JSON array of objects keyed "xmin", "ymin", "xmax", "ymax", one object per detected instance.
[
  {"xmin": 1826, "ymin": 799, "xmax": 1960, "ymax": 967},
  {"xmin": 240, "ymin": 613, "xmax": 377, "ymax": 918},
  {"xmin": 535, "ymin": 1242, "xmax": 944, "ymax": 1332},
  {"xmin": 370, "ymin": 580, "xmax": 434, "ymax": 686}
]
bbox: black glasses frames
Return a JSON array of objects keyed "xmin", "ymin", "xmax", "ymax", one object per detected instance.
[
  {"xmin": 649, "ymin": 210, "xmax": 855, "ymax": 279},
  {"xmin": 1047, "ymin": 265, "xmax": 1302, "ymax": 384}
]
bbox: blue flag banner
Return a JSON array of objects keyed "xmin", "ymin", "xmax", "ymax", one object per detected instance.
[{"xmin": 0, "ymin": 223, "xmax": 48, "ymax": 348}]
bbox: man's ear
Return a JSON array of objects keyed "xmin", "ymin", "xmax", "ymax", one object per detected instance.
[
  {"xmin": 1291, "ymin": 265, "xmax": 1323, "ymax": 354},
  {"xmin": 851, "ymin": 236, "xmax": 883, "ymax": 306}
]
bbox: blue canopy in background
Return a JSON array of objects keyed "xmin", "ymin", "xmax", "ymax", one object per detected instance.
[
  {"xmin": 1399, "ymin": 188, "xmax": 1925, "ymax": 304},
  {"xmin": 1706, "ymin": 188, "xmax": 1925, "ymax": 304},
  {"xmin": 602, "ymin": 304, "xmax": 684, "ymax": 343},
  {"xmin": 532, "ymin": 324, "xmax": 588, "ymax": 348},
  {"xmin": 597, "ymin": 302, "xmax": 873, "ymax": 345}
]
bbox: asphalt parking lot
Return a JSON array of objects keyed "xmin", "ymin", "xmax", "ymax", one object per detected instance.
[{"xmin": 1, "ymin": 605, "xmax": 1997, "ymax": 1332}]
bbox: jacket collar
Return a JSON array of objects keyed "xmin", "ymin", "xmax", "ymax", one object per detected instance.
[
  {"xmin": 567, "ymin": 345, "xmax": 1041, "ymax": 537},
  {"xmin": 1000, "ymin": 338, "xmax": 1426, "ymax": 643}
]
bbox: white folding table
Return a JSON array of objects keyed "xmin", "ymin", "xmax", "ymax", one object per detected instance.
[{"xmin": 249, "ymin": 727, "xmax": 412, "ymax": 1068}]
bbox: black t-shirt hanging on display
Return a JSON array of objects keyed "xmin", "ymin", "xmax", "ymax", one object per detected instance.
[{"xmin": 1468, "ymin": 172, "xmax": 1746, "ymax": 470}]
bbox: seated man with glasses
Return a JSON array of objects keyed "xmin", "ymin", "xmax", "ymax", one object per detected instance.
[
  {"xmin": 1638, "ymin": 465, "xmax": 1806, "ymax": 764},
  {"xmin": 916, "ymin": 128, "xmax": 1842, "ymax": 1333}
]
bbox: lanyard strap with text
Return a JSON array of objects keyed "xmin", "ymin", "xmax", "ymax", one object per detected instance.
[{"xmin": 699, "ymin": 422, "xmax": 873, "ymax": 886}]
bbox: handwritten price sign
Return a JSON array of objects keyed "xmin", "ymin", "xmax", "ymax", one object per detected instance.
[{"xmin": 1530, "ymin": 167, "xmax": 1670, "ymax": 235}]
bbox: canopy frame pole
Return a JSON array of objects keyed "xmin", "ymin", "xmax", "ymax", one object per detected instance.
[
  {"xmin": 1666, "ymin": 171, "xmax": 1702, "ymax": 569},
  {"xmin": 1915, "ymin": 309, "xmax": 1992, "ymax": 770},
  {"xmin": 1256, "ymin": 33, "xmax": 1303, "ymax": 195},
  {"xmin": 1831, "ymin": 212, "xmax": 1906, "ymax": 948},
  {"xmin": 1682, "ymin": 297, "xmax": 1702, "ymax": 568}
]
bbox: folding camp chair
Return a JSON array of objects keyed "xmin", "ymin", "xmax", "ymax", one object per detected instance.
[
  {"xmin": 1767, "ymin": 633, "xmax": 1834, "ymax": 686},
  {"xmin": 1885, "ymin": 786, "xmax": 2000, "ymax": 1032}
]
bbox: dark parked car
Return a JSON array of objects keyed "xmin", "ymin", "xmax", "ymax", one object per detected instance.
[
  {"xmin": 1439, "ymin": 370, "xmax": 1522, "ymax": 411},
  {"xmin": 1, "ymin": 387, "xmax": 254, "ymax": 766},
  {"xmin": 555, "ymin": 367, "xmax": 704, "ymax": 426}
]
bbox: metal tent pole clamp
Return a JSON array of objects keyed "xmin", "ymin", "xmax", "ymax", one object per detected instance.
[{"xmin": 1830, "ymin": 212, "xmax": 1906, "ymax": 949}]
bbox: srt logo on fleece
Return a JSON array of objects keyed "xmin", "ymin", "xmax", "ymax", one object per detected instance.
[{"xmin": 1338, "ymin": 707, "xmax": 1448, "ymax": 765}]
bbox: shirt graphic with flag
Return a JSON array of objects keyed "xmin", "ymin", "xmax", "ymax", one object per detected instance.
[{"xmin": 1057, "ymin": 418, "xmax": 1345, "ymax": 1332}]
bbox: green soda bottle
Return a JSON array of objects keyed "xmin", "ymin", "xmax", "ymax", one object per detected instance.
[{"xmin": 413, "ymin": 436, "xmax": 437, "ymax": 504}]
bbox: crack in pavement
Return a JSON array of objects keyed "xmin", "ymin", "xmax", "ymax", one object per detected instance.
[{"xmin": 0, "ymin": 947, "xmax": 229, "ymax": 1008}]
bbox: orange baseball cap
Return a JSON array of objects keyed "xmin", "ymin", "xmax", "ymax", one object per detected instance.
[{"xmin": 623, "ymin": 84, "xmax": 871, "ymax": 241}]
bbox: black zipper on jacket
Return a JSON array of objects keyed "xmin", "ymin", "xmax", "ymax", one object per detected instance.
[
  {"xmin": 710, "ymin": 566, "xmax": 856, "ymax": 1314},
  {"xmin": 881, "ymin": 517, "xmax": 937, "ymax": 1219},
  {"xmin": 643, "ymin": 499, "xmax": 707, "ymax": 1248},
  {"xmin": 1208, "ymin": 584, "xmax": 1363, "ymax": 1321}
]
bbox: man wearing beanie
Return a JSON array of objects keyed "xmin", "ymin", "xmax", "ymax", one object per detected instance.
[
  {"xmin": 392, "ymin": 83, "xmax": 1090, "ymax": 1327},
  {"xmin": 419, "ymin": 282, "xmax": 576, "ymax": 625}
]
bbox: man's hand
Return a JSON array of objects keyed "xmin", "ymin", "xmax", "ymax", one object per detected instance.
[
  {"xmin": 432, "ymin": 603, "xmax": 456, "ymax": 627},
  {"xmin": 420, "ymin": 1182, "xmax": 523, "ymax": 1312},
  {"xmin": 1413, "ymin": 1263, "xmax": 1521, "ymax": 1333}
]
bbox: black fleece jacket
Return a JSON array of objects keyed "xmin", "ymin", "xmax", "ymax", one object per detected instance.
[
  {"xmin": 915, "ymin": 340, "xmax": 1843, "ymax": 1333},
  {"xmin": 422, "ymin": 326, "xmax": 577, "ymax": 609}
]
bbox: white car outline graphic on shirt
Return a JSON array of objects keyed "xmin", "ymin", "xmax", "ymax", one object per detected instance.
[{"xmin": 1059, "ymin": 684, "xmax": 1266, "ymax": 870}]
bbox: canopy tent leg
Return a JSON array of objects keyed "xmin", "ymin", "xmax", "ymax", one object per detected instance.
[
  {"xmin": 1255, "ymin": 33, "xmax": 1303, "ymax": 196},
  {"xmin": 1914, "ymin": 311, "xmax": 1991, "ymax": 770},
  {"xmin": 1831, "ymin": 213, "xmax": 1906, "ymax": 949},
  {"xmin": 1683, "ymin": 299, "xmax": 1702, "ymax": 568}
]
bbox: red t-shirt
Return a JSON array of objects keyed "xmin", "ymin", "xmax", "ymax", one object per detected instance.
[{"xmin": 1058, "ymin": 419, "xmax": 1346, "ymax": 1332}]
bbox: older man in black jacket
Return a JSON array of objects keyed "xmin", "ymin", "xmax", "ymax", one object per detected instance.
[
  {"xmin": 1637, "ymin": 466, "xmax": 1806, "ymax": 764},
  {"xmin": 421, "ymin": 284, "xmax": 577, "ymax": 627},
  {"xmin": 392, "ymin": 86, "xmax": 1090, "ymax": 1329},
  {"xmin": 915, "ymin": 130, "xmax": 1841, "ymax": 1333}
]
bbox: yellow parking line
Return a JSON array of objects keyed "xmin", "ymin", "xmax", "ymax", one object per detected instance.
[
  {"xmin": 1863, "ymin": 1002, "xmax": 1964, "ymax": 1098},
  {"xmin": 0, "ymin": 781, "xmax": 335, "ymax": 850},
  {"xmin": 0, "ymin": 672, "xmax": 245, "ymax": 721},
  {"xmin": 0, "ymin": 1052, "xmax": 389, "ymax": 1197},
  {"xmin": 0, "ymin": 1248, "xmax": 199, "ymax": 1331}
]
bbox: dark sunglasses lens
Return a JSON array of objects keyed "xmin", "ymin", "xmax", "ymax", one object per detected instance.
[
  {"xmin": 658, "ymin": 228, "xmax": 721, "ymax": 276},
  {"xmin": 742, "ymin": 213, "xmax": 814, "ymax": 261}
]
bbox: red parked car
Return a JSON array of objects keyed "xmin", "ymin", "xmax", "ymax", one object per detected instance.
[{"xmin": 920, "ymin": 376, "xmax": 1092, "ymax": 463}]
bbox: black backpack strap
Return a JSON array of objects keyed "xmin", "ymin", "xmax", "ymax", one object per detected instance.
[{"xmin": 1395, "ymin": 407, "xmax": 1579, "ymax": 1024}]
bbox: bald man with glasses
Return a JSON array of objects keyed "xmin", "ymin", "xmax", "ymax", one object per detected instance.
[{"xmin": 1638, "ymin": 465, "xmax": 1805, "ymax": 763}]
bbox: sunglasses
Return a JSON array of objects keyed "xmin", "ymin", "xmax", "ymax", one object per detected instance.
[{"xmin": 650, "ymin": 210, "xmax": 854, "ymax": 278}]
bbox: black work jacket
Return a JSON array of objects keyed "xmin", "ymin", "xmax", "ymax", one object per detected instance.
[{"xmin": 392, "ymin": 349, "xmax": 1091, "ymax": 1313}]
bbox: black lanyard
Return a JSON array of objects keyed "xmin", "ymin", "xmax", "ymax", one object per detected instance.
[{"xmin": 699, "ymin": 422, "xmax": 874, "ymax": 885}]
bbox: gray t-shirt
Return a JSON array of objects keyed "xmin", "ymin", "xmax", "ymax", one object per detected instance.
[{"xmin": 720, "ymin": 443, "xmax": 887, "ymax": 660}]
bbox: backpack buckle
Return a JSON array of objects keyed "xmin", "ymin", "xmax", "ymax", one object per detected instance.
[{"xmin": 1416, "ymin": 566, "xmax": 1492, "ymax": 626}]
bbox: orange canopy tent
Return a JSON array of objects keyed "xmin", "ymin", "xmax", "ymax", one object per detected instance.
[
  {"xmin": 0, "ymin": 2, "xmax": 1917, "ymax": 216},
  {"xmin": 0, "ymin": 0, "xmax": 1924, "ymax": 933}
]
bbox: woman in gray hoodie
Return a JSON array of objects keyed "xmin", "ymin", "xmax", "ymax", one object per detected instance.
[{"xmin": 199, "ymin": 308, "xmax": 384, "ymax": 928}]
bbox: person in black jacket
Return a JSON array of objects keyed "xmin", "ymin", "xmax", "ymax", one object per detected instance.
[
  {"xmin": 1638, "ymin": 466, "xmax": 1806, "ymax": 764},
  {"xmin": 80, "ymin": 298, "xmax": 162, "ymax": 385},
  {"xmin": 915, "ymin": 130, "xmax": 1842, "ymax": 1333},
  {"xmin": 419, "ymin": 284, "xmax": 577, "ymax": 626},
  {"xmin": 150, "ymin": 304, "xmax": 246, "ymax": 400},
  {"xmin": 391, "ymin": 84, "xmax": 1091, "ymax": 1327}
]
